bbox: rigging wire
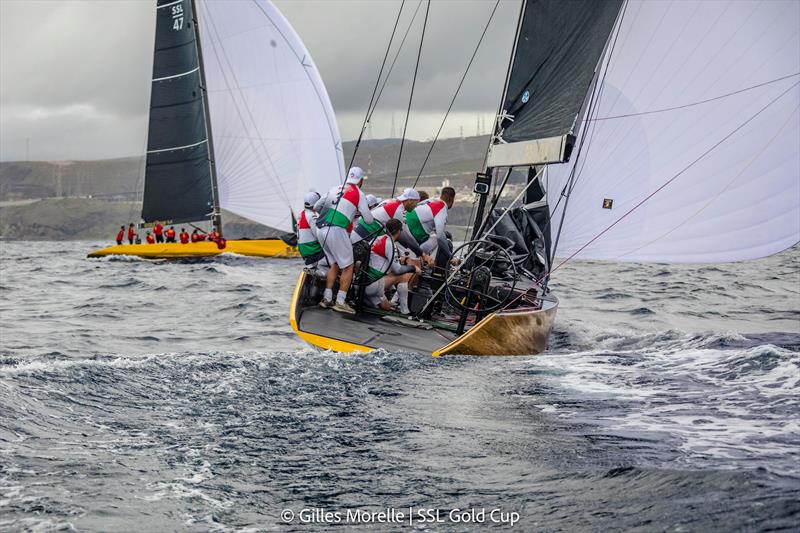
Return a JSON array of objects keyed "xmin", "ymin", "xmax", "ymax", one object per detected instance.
[
  {"xmin": 366, "ymin": 0, "xmax": 424, "ymax": 127},
  {"xmin": 348, "ymin": 0, "xmax": 406, "ymax": 169},
  {"xmin": 391, "ymin": 0, "xmax": 431, "ymax": 197},
  {"xmin": 541, "ymin": 79, "xmax": 799, "ymax": 280},
  {"xmin": 317, "ymin": 1, "xmax": 415, "ymax": 255},
  {"xmin": 615, "ymin": 102, "xmax": 799, "ymax": 260},
  {"xmin": 411, "ymin": 0, "xmax": 501, "ymax": 188},
  {"xmin": 587, "ymin": 72, "xmax": 800, "ymax": 121}
]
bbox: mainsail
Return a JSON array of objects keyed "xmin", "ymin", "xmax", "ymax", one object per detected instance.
[
  {"xmin": 143, "ymin": 0, "xmax": 216, "ymax": 225},
  {"xmin": 198, "ymin": 0, "xmax": 344, "ymax": 233},
  {"xmin": 546, "ymin": 0, "xmax": 800, "ymax": 263},
  {"xmin": 141, "ymin": 0, "xmax": 343, "ymax": 233},
  {"xmin": 487, "ymin": 0, "xmax": 624, "ymax": 167}
]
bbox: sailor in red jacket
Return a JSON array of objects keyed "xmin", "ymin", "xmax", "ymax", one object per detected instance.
[
  {"xmin": 165, "ymin": 226, "xmax": 176, "ymax": 243},
  {"xmin": 127, "ymin": 223, "xmax": 136, "ymax": 244},
  {"xmin": 208, "ymin": 229, "xmax": 226, "ymax": 249},
  {"xmin": 179, "ymin": 228, "xmax": 190, "ymax": 244},
  {"xmin": 146, "ymin": 231, "xmax": 155, "ymax": 244},
  {"xmin": 153, "ymin": 221, "xmax": 164, "ymax": 243},
  {"xmin": 116, "ymin": 226, "xmax": 125, "ymax": 245},
  {"xmin": 191, "ymin": 229, "xmax": 207, "ymax": 242}
]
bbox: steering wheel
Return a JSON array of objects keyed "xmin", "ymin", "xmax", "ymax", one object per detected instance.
[{"xmin": 443, "ymin": 239, "xmax": 517, "ymax": 313}]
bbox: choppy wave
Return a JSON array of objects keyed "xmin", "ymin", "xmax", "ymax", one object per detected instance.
[{"xmin": 0, "ymin": 241, "xmax": 798, "ymax": 531}]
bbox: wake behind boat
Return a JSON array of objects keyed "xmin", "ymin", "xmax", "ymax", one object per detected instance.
[{"xmin": 89, "ymin": 0, "xmax": 344, "ymax": 259}]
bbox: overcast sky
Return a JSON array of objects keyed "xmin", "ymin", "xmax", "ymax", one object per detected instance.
[{"xmin": 0, "ymin": 0, "xmax": 520, "ymax": 161}]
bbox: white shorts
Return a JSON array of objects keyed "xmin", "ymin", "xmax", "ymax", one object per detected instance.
[
  {"xmin": 364, "ymin": 278, "xmax": 386, "ymax": 308},
  {"xmin": 317, "ymin": 225, "xmax": 354, "ymax": 269}
]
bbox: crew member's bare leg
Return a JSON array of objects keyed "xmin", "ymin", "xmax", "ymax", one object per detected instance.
[
  {"xmin": 339, "ymin": 265, "xmax": 354, "ymax": 294},
  {"xmin": 325, "ymin": 264, "xmax": 340, "ymax": 291}
]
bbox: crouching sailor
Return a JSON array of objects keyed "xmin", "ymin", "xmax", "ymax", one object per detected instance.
[
  {"xmin": 315, "ymin": 167, "xmax": 375, "ymax": 314},
  {"xmin": 297, "ymin": 191, "xmax": 328, "ymax": 276},
  {"xmin": 364, "ymin": 219, "xmax": 419, "ymax": 315},
  {"xmin": 404, "ymin": 186, "xmax": 455, "ymax": 262},
  {"xmin": 351, "ymin": 187, "xmax": 420, "ymax": 246}
]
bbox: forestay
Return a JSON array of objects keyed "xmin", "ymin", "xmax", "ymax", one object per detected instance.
[
  {"xmin": 198, "ymin": 0, "xmax": 344, "ymax": 232},
  {"xmin": 547, "ymin": 0, "xmax": 800, "ymax": 263}
]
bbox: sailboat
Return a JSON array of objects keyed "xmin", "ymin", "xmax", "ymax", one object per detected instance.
[
  {"xmin": 289, "ymin": 0, "xmax": 799, "ymax": 355},
  {"xmin": 89, "ymin": 0, "xmax": 344, "ymax": 259}
]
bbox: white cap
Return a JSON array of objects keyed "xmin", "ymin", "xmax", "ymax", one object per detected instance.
[
  {"xmin": 346, "ymin": 166, "xmax": 366, "ymax": 184},
  {"xmin": 303, "ymin": 191, "xmax": 320, "ymax": 207},
  {"xmin": 366, "ymin": 194, "xmax": 379, "ymax": 208},
  {"xmin": 397, "ymin": 187, "xmax": 420, "ymax": 201}
]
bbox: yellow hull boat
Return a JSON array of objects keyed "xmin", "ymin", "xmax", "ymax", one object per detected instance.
[
  {"xmin": 87, "ymin": 239, "xmax": 300, "ymax": 259},
  {"xmin": 289, "ymin": 271, "xmax": 558, "ymax": 356}
]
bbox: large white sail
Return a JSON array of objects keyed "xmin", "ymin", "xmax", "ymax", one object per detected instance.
[
  {"xmin": 546, "ymin": 0, "xmax": 800, "ymax": 263},
  {"xmin": 198, "ymin": 0, "xmax": 344, "ymax": 232}
]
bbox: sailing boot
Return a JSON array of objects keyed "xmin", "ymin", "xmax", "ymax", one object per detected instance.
[{"xmin": 332, "ymin": 301, "xmax": 356, "ymax": 314}]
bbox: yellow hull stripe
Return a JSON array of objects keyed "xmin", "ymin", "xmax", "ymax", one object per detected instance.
[
  {"xmin": 87, "ymin": 239, "xmax": 301, "ymax": 259},
  {"xmin": 288, "ymin": 271, "xmax": 373, "ymax": 353}
]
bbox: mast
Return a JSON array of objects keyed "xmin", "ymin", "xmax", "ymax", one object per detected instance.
[
  {"xmin": 472, "ymin": 0, "xmax": 526, "ymax": 241},
  {"xmin": 191, "ymin": 0, "xmax": 221, "ymax": 233}
]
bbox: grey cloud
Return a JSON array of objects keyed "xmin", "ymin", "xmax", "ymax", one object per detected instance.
[{"xmin": 1, "ymin": 0, "xmax": 520, "ymax": 160}]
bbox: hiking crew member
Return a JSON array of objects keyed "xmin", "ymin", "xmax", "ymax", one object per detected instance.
[
  {"xmin": 146, "ymin": 231, "xmax": 155, "ymax": 244},
  {"xmin": 153, "ymin": 221, "xmax": 164, "ymax": 243},
  {"xmin": 116, "ymin": 226, "xmax": 125, "ymax": 245},
  {"xmin": 127, "ymin": 223, "xmax": 136, "ymax": 244},
  {"xmin": 165, "ymin": 226, "xmax": 176, "ymax": 243},
  {"xmin": 404, "ymin": 187, "xmax": 455, "ymax": 259},
  {"xmin": 297, "ymin": 191, "xmax": 324, "ymax": 260},
  {"xmin": 351, "ymin": 187, "xmax": 421, "ymax": 246},
  {"xmin": 191, "ymin": 229, "xmax": 207, "ymax": 242},
  {"xmin": 179, "ymin": 228, "xmax": 190, "ymax": 244},
  {"xmin": 314, "ymin": 166, "xmax": 374, "ymax": 314},
  {"xmin": 363, "ymin": 219, "xmax": 419, "ymax": 315}
]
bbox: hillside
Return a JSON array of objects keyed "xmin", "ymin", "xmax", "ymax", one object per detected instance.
[{"xmin": 0, "ymin": 135, "xmax": 490, "ymax": 240}]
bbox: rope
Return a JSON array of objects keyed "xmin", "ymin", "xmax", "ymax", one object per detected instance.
[
  {"xmin": 348, "ymin": 0, "xmax": 406, "ymax": 169},
  {"xmin": 540, "ymin": 79, "xmax": 799, "ymax": 281},
  {"xmin": 391, "ymin": 0, "xmax": 430, "ymax": 197},
  {"xmin": 412, "ymin": 0, "xmax": 501, "ymax": 188}
]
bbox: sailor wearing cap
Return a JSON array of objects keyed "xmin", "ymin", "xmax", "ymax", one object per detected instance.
[
  {"xmin": 313, "ymin": 167, "xmax": 375, "ymax": 313},
  {"xmin": 403, "ymin": 186, "xmax": 456, "ymax": 263},
  {"xmin": 297, "ymin": 191, "xmax": 328, "ymax": 276},
  {"xmin": 350, "ymin": 187, "xmax": 422, "ymax": 246}
]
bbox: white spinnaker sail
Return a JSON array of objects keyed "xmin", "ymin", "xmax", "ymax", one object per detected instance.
[
  {"xmin": 546, "ymin": 0, "xmax": 800, "ymax": 263},
  {"xmin": 198, "ymin": 0, "xmax": 344, "ymax": 232}
]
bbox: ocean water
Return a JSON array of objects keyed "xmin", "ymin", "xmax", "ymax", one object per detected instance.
[{"xmin": 0, "ymin": 241, "xmax": 798, "ymax": 531}]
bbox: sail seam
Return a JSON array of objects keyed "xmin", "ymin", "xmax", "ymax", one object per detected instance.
[{"xmin": 152, "ymin": 67, "xmax": 200, "ymax": 83}]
